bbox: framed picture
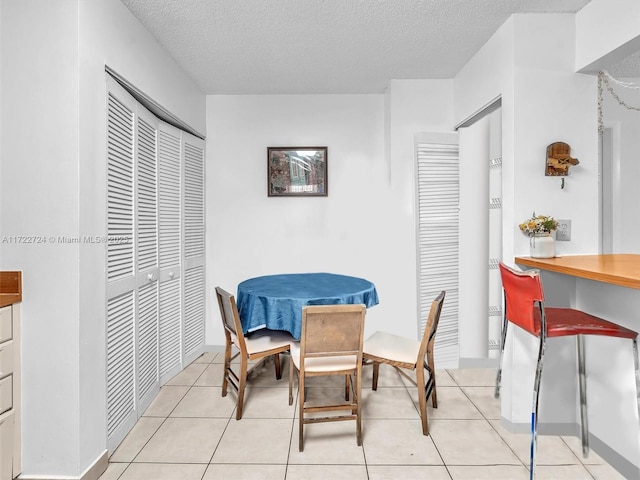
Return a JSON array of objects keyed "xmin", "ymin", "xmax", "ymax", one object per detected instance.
[{"xmin": 267, "ymin": 146, "xmax": 328, "ymax": 197}]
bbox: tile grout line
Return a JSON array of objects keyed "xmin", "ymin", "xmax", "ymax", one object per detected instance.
[{"xmin": 102, "ymin": 363, "xmax": 619, "ymax": 479}]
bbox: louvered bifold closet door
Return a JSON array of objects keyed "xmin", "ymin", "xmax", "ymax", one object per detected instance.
[
  {"xmin": 135, "ymin": 107, "xmax": 160, "ymax": 414},
  {"xmin": 488, "ymin": 110, "xmax": 503, "ymax": 359},
  {"xmin": 416, "ymin": 140, "xmax": 460, "ymax": 368},
  {"xmin": 182, "ymin": 134, "xmax": 206, "ymax": 363},
  {"xmin": 106, "ymin": 81, "xmax": 137, "ymax": 451},
  {"xmin": 158, "ymin": 123, "xmax": 183, "ymax": 383}
]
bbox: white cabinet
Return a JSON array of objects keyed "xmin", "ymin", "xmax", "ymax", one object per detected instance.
[
  {"xmin": 0, "ymin": 376, "xmax": 12, "ymax": 414},
  {"xmin": 0, "ymin": 272, "xmax": 21, "ymax": 480},
  {"xmin": 0, "ymin": 411, "xmax": 13, "ymax": 480}
]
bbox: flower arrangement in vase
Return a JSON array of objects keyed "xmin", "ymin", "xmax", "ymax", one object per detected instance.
[{"xmin": 519, "ymin": 212, "xmax": 559, "ymax": 258}]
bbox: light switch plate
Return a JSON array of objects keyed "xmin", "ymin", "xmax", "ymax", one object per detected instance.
[{"xmin": 556, "ymin": 219, "xmax": 571, "ymax": 241}]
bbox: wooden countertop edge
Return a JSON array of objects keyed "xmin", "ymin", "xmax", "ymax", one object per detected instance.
[
  {"xmin": 514, "ymin": 256, "xmax": 640, "ymax": 290},
  {"xmin": 0, "ymin": 293, "xmax": 22, "ymax": 308},
  {"xmin": 0, "ymin": 271, "xmax": 22, "ymax": 307}
]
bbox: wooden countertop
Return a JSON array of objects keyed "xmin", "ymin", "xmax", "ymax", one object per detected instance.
[
  {"xmin": 514, "ymin": 254, "xmax": 640, "ymax": 290},
  {"xmin": 0, "ymin": 271, "xmax": 22, "ymax": 307}
]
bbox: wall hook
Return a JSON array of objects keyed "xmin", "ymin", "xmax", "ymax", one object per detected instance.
[{"xmin": 561, "ymin": 178, "xmax": 565, "ymax": 189}]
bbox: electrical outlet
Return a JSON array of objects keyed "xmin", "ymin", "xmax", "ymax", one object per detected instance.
[{"xmin": 556, "ymin": 219, "xmax": 571, "ymax": 241}]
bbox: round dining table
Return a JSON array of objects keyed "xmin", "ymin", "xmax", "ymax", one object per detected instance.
[{"xmin": 236, "ymin": 272, "xmax": 379, "ymax": 340}]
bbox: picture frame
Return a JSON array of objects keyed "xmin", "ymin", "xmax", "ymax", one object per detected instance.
[{"xmin": 267, "ymin": 146, "xmax": 328, "ymax": 197}]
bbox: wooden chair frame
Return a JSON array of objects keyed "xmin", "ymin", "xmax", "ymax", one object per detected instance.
[
  {"xmin": 216, "ymin": 286, "xmax": 293, "ymax": 420},
  {"xmin": 363, "ymin": 291, "xmax": 445, "ymax": 436},
  {"xmin": 288, "ymin": 304, "xmax": 366, "ymax": 452}
]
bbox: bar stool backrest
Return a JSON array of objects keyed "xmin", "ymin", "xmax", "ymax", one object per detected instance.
[{"xmin": 499, "ymin": 263, "xmax": 545, "ymax": 336}]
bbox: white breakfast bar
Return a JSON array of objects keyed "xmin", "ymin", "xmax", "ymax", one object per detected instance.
[{"xmin": 504, "ymin": 255, "xmax": 640, "ymax": 479}]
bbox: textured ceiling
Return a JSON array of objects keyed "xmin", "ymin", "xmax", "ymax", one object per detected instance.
[
  {"xmin": 121, "ymin": 0, "xmax": 594, "ymax": 94},
  {"xmin": 607, "ymin": 51, "xmax": 640, "ymax": 78}
]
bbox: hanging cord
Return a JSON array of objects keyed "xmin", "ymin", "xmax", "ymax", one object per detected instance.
[
  {"xmin": 601, "ymin": 71, "xmax": 640, "ymax": 89},
  {"xmin": 598, "ymin": 70, "xmax": 640, "ymax": 134}
]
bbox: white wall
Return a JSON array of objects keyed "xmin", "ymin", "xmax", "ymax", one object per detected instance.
[
  {"xmin": 76, "ymin": 0, "xmax": 205, "ymax": 474},
  {"xmin": 453, "ymin": 11, "xmax": 596, "ymax": 437},
  {"xmin": 0, "ymin": 0, "xmax": 205, "ymax": 476},
  {"xmin": 386, "ymin": 79, "xmax": 455, "ymax": 339},
  {"xmin": 576, "ymin": 0, "xmax": 640, "ymax": 73},
  {"xmin": 458, "ymin": 118, "xmax": 490, "ymax": 360},
  {"xmin": 601, "ymin": 81, "xmax": 640, "ymax": 253},
  {"xmin": 4, "ymin": 0, "xmax": 638, "ymax": 475},
  {"xmin": 1, "ymin": 1, "xmax": 82, "ymax": 473},
  {"xmin": 206, "ymin": 80, "xmax": 454, "ymax": 345},
  {"xmin": 512, "ymin": 14, "xmax": 599, "ymax": 257},
  {"xmin": 454, "ymin": 18, "xmax": 516, "ymax": 262},
  {"xmin": 454, "ymin": 10, "xmax": 638, "ymax": 472},
  {"xmin": 205, "ymin": 94, "xmax": 389, "ymax": 341},
  {"xmin": 456, "ymin": 14, "xmax": 598, "ymax": 266}
]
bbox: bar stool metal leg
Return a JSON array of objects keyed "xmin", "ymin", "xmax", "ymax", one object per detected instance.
[
  {"xmin": 577, "ymin": 335, "xmax": 589, "ymax": 457},
  {"xmin": 530, "ymin": 336, "xmax": 546, "ymax": 480},
  {"xmin": 495, "ymin": 314, "xmax": 509, "ymax": 399},
  {"xmin": 634, "ymin": 339, "xmax": 640, "ymax": 422}
]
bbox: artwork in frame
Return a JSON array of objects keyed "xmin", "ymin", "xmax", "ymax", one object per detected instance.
[{"xmin": 268, "ymin": 146, "xmax": 328, "ymax": 197}]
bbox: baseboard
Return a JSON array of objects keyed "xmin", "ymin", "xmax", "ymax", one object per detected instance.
[
  {"xmin": 18, "ymin": 450, "xmax": 108, "ymax": 480},
  {"xmin": 501, "ymin": 419, "xmax": 578, "ymax": 436},
  {"xmin": 82, "ymin": 450, "xmax": 109, "ymax": 480},
  {"xmin": 204, "ymin": 344, "xmax": 225, "ymax": 353},
  {"xmin": 501, "ymin": 420, "xmax": 640, "ymax": 479},
  {"xmin": 458, "ymin": 357, "xmax": 499, "ymax": 368},
  {"xmin": 588, "ymin": 434, "xmax": 640, "ymax": 480}
]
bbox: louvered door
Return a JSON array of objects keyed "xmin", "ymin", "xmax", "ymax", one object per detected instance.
[
  {"xmin": 106, "ymin": 79, "xmax": 161, "ymax": 450},
  {"xmin": 135, "ymin": 108, "xmax": 160, "ymax": 414},
  {"xmin": 106, "ymin": 81, "xmax": 138, "ymax": 451},
  {"xmin": 416, "ymin": 135, "xmax": 460, "ymax": 368},
  {"xmin": 105, "ymin": 76, "xmax": 206, "ymax": 452},
  {"xmin": 182, "ymin": 135, "xmax": 205, "ymax": 363},
  {"xmin": 158, "ymin": 123, "xmax": 183, "ymax": 383}
]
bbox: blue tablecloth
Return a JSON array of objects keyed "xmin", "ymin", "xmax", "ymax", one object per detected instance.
[{"xmin": 236, "ymin": 273, "xmax": 379, "ymax": 340}]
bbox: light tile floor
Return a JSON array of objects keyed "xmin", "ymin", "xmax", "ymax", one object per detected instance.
[{"xmin": 99, "ymin": 352, "xmax": 626, "ymax": 480}]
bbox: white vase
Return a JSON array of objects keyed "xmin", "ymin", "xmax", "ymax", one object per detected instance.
[{"xmin": 530, "ymin": 233, "xmax": 555, "ymax": 258}]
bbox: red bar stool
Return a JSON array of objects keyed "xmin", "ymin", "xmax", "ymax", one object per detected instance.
[{"xmin": 494, "ymin": 263, "xmax": 640, "ymax": 480}]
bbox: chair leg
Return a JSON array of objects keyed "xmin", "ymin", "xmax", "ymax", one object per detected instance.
[
  {"xmin": 222, "ymin": 340, "xmax": 232, "ymax": 397},
  {"xmin": 274, "ymin": 353, "xmax": 282, "ymax": 380},
  {"xmin": 345, "ymin": 374, "xmax": 351, "ymax": 401},
  {"xmin": 372, "ymin": 362, "xmax": 380, "ymax": 390},
  {"xmin": 416, "ymin": 363, "xmax": 429, "ymax": 436},
  {"xmin": 356, "ymin": 371, "xmax": 362, "ymax": 446},
  {"xmin": 577, "ymin": 335, "xmax": 590, "ymax": 457},
  {"xmin": 288, "ymin": 354, "xmax": 295, "ymax": 406},
  {"xmin": 495, "ymin": 316, "xmax": 509, "ymax": 399},
  {"xmin": 298, "ymin": 372, "xmax": 305, "ymax": 452},
  {"xmin": 236, "ymin": 358, "xmax": 248, "ymax": 420},
  {"xmin": 633, "ymin": 339, "xmax": 640, "ymax": 427},
  {"xmin": 427, "ymin": 350, "xmax": 438, "ymax": 408},
  {"xmin": 530, "ymin": 337, "xmax": 546, "ymax": 480}
]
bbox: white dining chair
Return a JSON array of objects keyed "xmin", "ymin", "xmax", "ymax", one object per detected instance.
[
  {"xmin": 288, "ymin": 304, "xmax": 366, "ymax": 451},
  {"xmin": 363, "ymin": 291, "xmax": 445, "ymax": 436},
  {"xmin": 216, "ymin": 286, "xmax": 294, "ymax": 420}
]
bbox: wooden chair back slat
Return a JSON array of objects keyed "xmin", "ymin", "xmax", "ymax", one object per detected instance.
[{"xmin": 302, "ymin": 305, "xmax": 365, "ymax": 357}]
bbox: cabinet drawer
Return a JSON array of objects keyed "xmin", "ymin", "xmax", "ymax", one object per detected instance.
[
  {"xmin": 0, "ymin": 342, "xmax": 11, "ymax": 380},
  {"xmin": 0, "ymin": 410, "xmax": 14, "ymax": 480},
  {"xmin": 0, "ymin": 376, "xmax": 11, "ymax": 416},
  {"xmin": 0, "ymin": 308, "xmax": 11, "ymax": 344}
]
